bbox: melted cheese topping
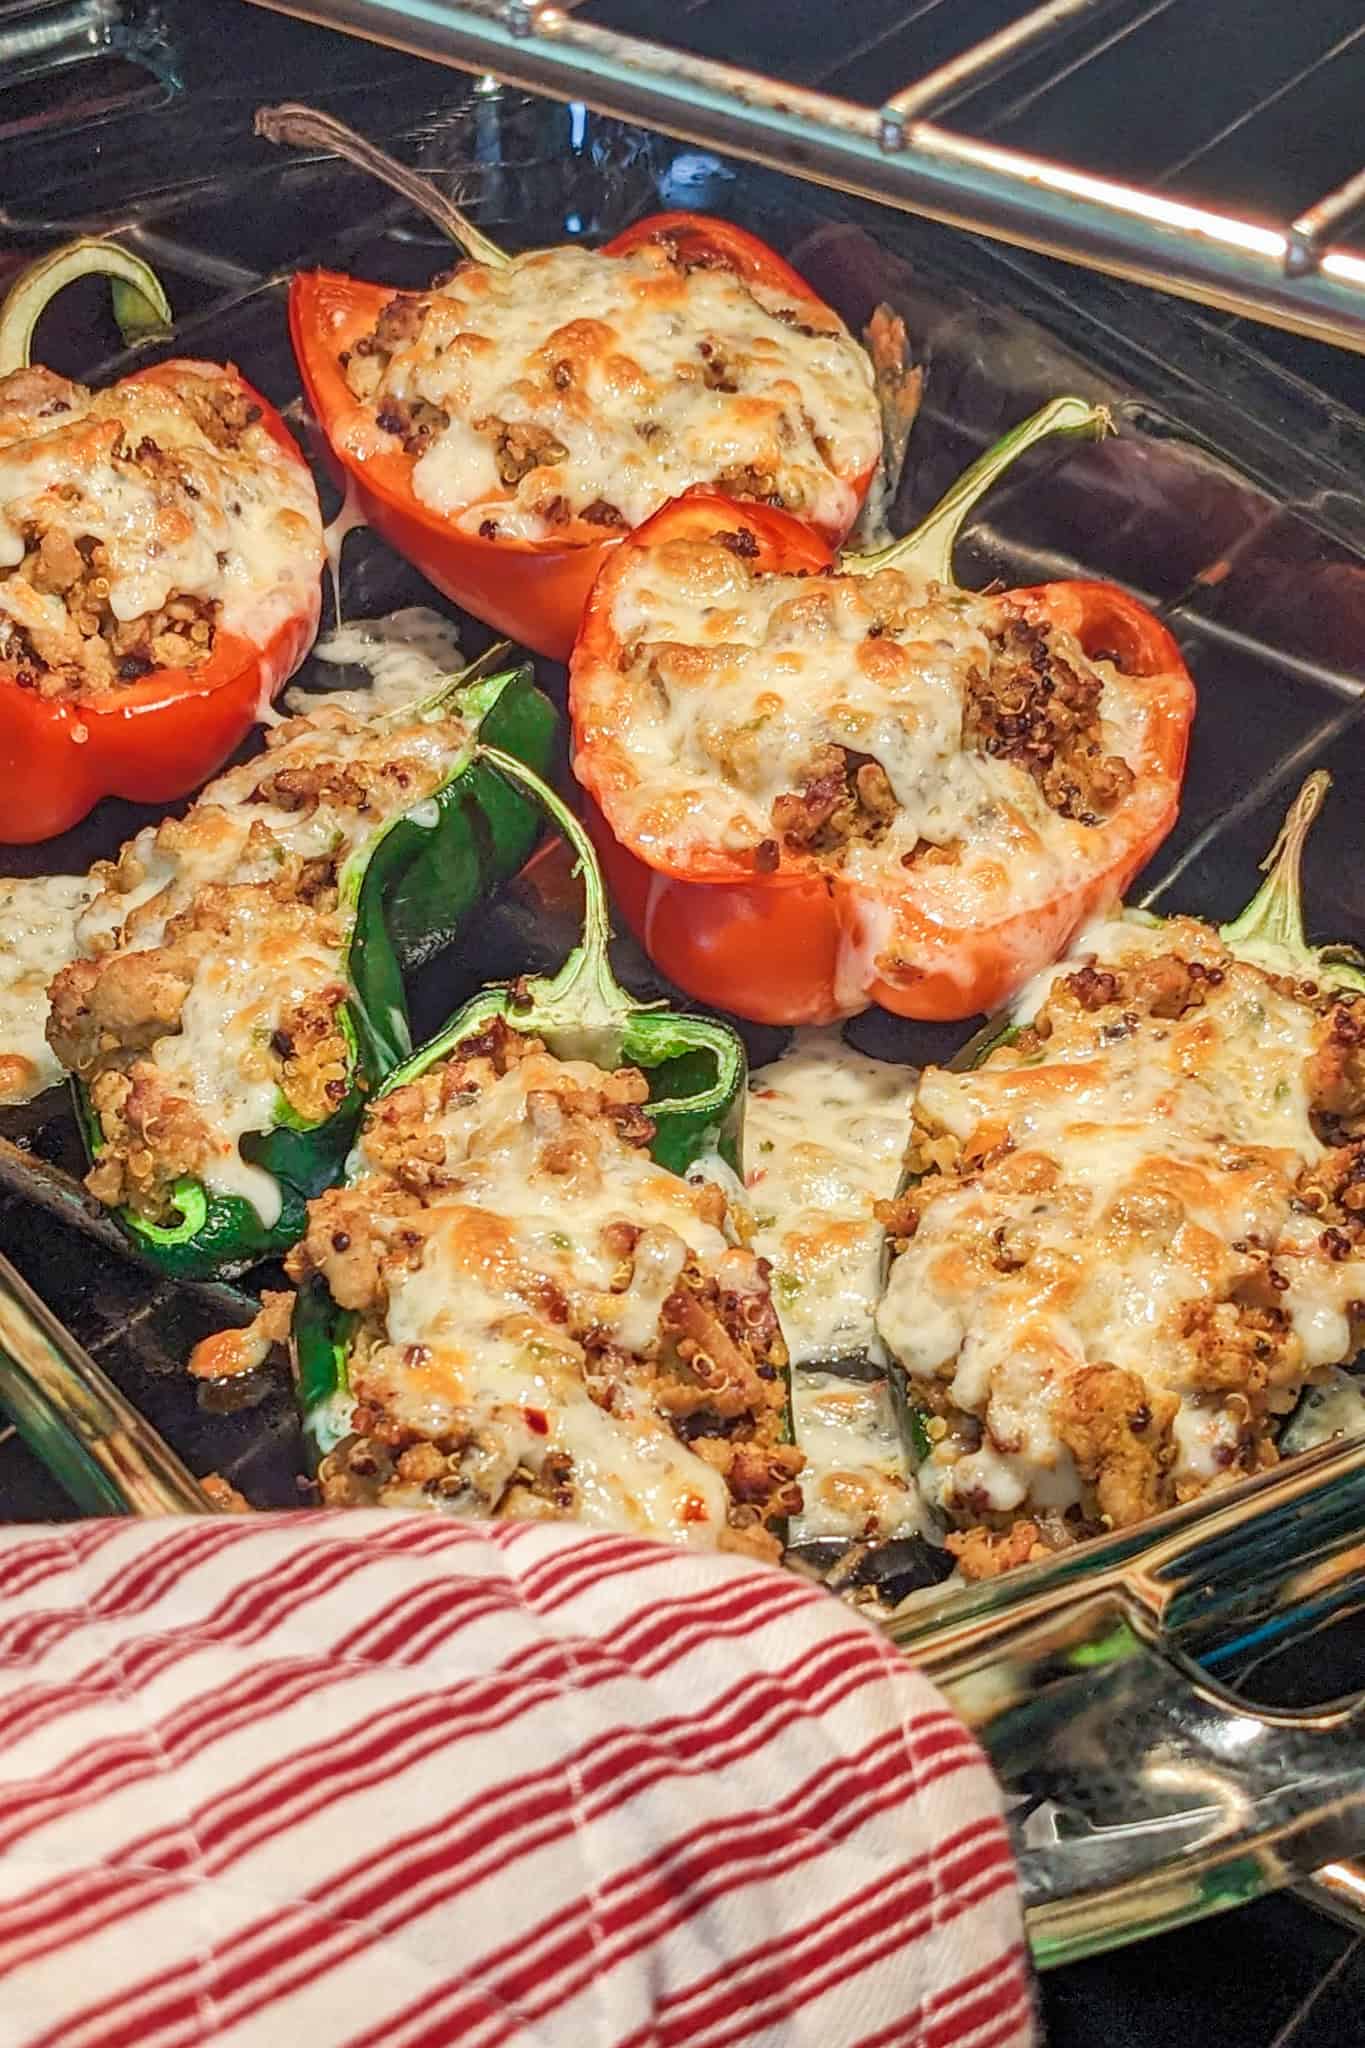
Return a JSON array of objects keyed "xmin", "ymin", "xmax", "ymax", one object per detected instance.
[
  {"xmin": 877, "ymin": 914, "xmax": 1365, "ymax": 1541},
  {"xmin": 790, "ymin": 1374, "xmax": 921, "ymax": 1543},
  {"xmin": 344, "ymin": 242, "xmax": 879, "ymax": 542},
  {"xmin": 79, "ymin": 712, "xmax": 459, "ymax": 957},
  {"xmin": 0, "ymin": 873, "xmax": 97, "ymax": 1102},
  {"xmin": 340, "ymin": 1050, "xmax": 769, "ymax": 1547},
  {"xmin": 748, "ymin": 1033, "xmax": 913, "ymax": 1367},
  {"xmin": 576, "ymin": 537, "xmax": 1168, "ymax": 937},
  {"xmin": 747, "ymin": 1031, "xmax": 922, "ymax": 1543},
  {"xmin": 0, "ymin": 363, "xmax": 322, "ymax": 677}
]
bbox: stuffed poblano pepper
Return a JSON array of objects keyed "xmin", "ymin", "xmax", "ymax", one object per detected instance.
[
  {"xmin": 286, "ymin": 748, "xmax": 803, "ymax": 1560},
  {"xmin": 876, "ymin": 772, "xmax": 1365, "ymax": 1583},
  {"xmin": 44, "ymin": 645, "xmax": 557, "ymax": 1278}
]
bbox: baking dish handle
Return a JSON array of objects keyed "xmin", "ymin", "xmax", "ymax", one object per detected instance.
[{"xmin": 890, "ymin": 1433, "xmax": 1365, "ymax": 1965}]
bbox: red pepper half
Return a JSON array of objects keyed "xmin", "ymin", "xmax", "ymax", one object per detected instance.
[
  {"xmin": 0, "ymin": 360, "xmax": 322, "ymax": 844},
  {"xmin": 289, "ymin": 212, "xmax": 880, "ymax": 663},
  {"xmin": 570, "ymin": 398, "xmax": 1197, "ymax": 1026}
]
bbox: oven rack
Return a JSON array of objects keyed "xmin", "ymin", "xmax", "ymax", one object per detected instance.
[{"xmin": 243, "ymin": 0, "xmax": 1365, "ymax": 354}]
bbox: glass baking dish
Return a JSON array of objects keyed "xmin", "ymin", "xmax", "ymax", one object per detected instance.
[{"xmin": 3, "ymin": 87, "xmax": 1365, "ymax": 1966}]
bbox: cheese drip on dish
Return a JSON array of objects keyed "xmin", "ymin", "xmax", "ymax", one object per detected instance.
[
  {"xmin": 745, "ymin": 1032, "xmax": 922, "ymax": 1544},
  {"xmin": 298, "ymin": 606, "xmax": 467, "ymax": 720},
  {"xmin": 0, "ymin": 363, "xmax": 322, "ymax": 699},
  {"xmin": 339, "ymin": 240, "xmax": 880, "ymax": 543},
  {"xmin": 36, "ymin": 619, "xmax": 479, "ymax": 1226},
  {"xmin": 876, "ymin": 912, "xmax": 1365, "ymax": 1581},
  {"xmin": 0, "ymin": 873, "xmax": 98, "ymax": 1103},
  {"xmin": 291, "ymin": 1017, "xmax": 801, "ymax": 1559},
  {"xmin": 576, "ymin": 529, "xmax": 1172, "ymax": 943}
]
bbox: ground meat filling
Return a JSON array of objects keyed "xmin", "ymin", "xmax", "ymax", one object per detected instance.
[
  {"xmin": 945, "ymin": 1518, "xmax": 1066, "ymax": 1581},
  {"xmin": 877, "ymin": 924, "xmax": 1365, "ymax": 1581},
  {"xmin": 340, "ymin": 292, "xmax": 429, "ymax": 401},
  {"xmin": 0, "ymin": 365, "xmax": 275, "ymax": 699},
  {"xmin": 772, "ymin": 747, "xmax": 898, "ymax": 857},
  {"xmin": 287, "ymin": 1017, "xmax": 802, "ymax": 1560},
  {"xmin": 2, "ymin": 526, "xmax": 220, "ymax": 699},
  {"xmin": 171, "ymin": 376, "xmax": 268, "ymax": 453}
]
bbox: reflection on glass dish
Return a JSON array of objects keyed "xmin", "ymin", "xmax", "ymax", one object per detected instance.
[
  {"xmin": 388, "ymin": 82, "xmax": 661, "ymax": 248},
  {"xmin": 0, "ymin": 0, "xmax": 178, "ymax": 146}
]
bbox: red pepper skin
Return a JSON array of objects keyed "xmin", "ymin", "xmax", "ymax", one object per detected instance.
[
  {"xmin": 584, "ymin": 795, "xmax": 848, "ymax": 1026},
  {"xmin": 602, "ymin": 211, "xmax": 832, "ymax": 302},
  {"xmin": 288, "ymin": 214, "xmax": 878, "ymax": 663},
  {"xmin": 0, "ymin": 362, "xmax": 321, "ymax": 845},
  {"xmin": 570, "ymin": 492, "xmax": 1196, "ymax": 1026}
]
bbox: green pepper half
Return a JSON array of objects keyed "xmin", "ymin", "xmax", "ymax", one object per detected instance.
[
  {"xmin": 294, "ymin": 745, "xmax": 757, "ymax": 1467},
  {"xmin": 85, "ymin": 651, "xmax": 558, "ymax": 1280}
]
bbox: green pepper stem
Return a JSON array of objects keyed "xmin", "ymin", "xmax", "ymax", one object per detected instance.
[
  {"xmin": 1221, "ymin": 771, "xmax": 1325, "ymax": 961},
  {"xmin": 848, "ymin": 394, "xmax": 1113, "ymax": 587},
  {"xmin": 399, "ymin": 634, "xmax": 517, "ymax": 726},
  {"xmin": 254, "ymin": 103, "xmax": 510, "ymax": 269},
  {"xmin": 1220, "ymin": 771, "xmax": 1365, "ymax": 991},
  {"xmin": 478, "ymin": 743, "xmax": 655, "ymax": 1043},
  {"xmin": 0, "ymin": 238, "xmax": 172, "ymax": 375}
]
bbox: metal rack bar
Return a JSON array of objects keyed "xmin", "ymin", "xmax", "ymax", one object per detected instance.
[
  {"xmin": 967, "ymin": 0, "xmax": 1181, "ymax": 140},
  {"xmin": 1290, "ymin": 161, "xmax": 1365, "ymax": 277},
  {"xmin": 880, "ymin": 0, "xmax": 1117, "ymax": 131},
  {"xmin": 244, "ymin": 0, "xmax": 1365, "ymax": 353},
  {"xmin": 1150, "ymin": 19, "xmax": 1365, "ymax": 198}
]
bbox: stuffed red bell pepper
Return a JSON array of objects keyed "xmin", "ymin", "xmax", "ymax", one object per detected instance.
[
  {"xmin": 0, "ymin": 246, "xmax": 325, "ymax": 843},
  {"xmin": 289, "ymin": 210, "xmax": 883, "ymax": 662},
  {"xmin": 569, "ymin": 397, "xmax": 1196, "ymax": 1026}
]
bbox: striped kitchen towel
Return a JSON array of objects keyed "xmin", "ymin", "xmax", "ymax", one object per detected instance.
[{"xmin": 0, "ymin": 1512, "xmax": 1034, "ymax": 2047}]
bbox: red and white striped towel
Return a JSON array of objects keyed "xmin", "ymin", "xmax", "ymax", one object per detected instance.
[{"xmin": 0, "ymin": 1512, "xmax": 1034, "ymax": 2047}]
